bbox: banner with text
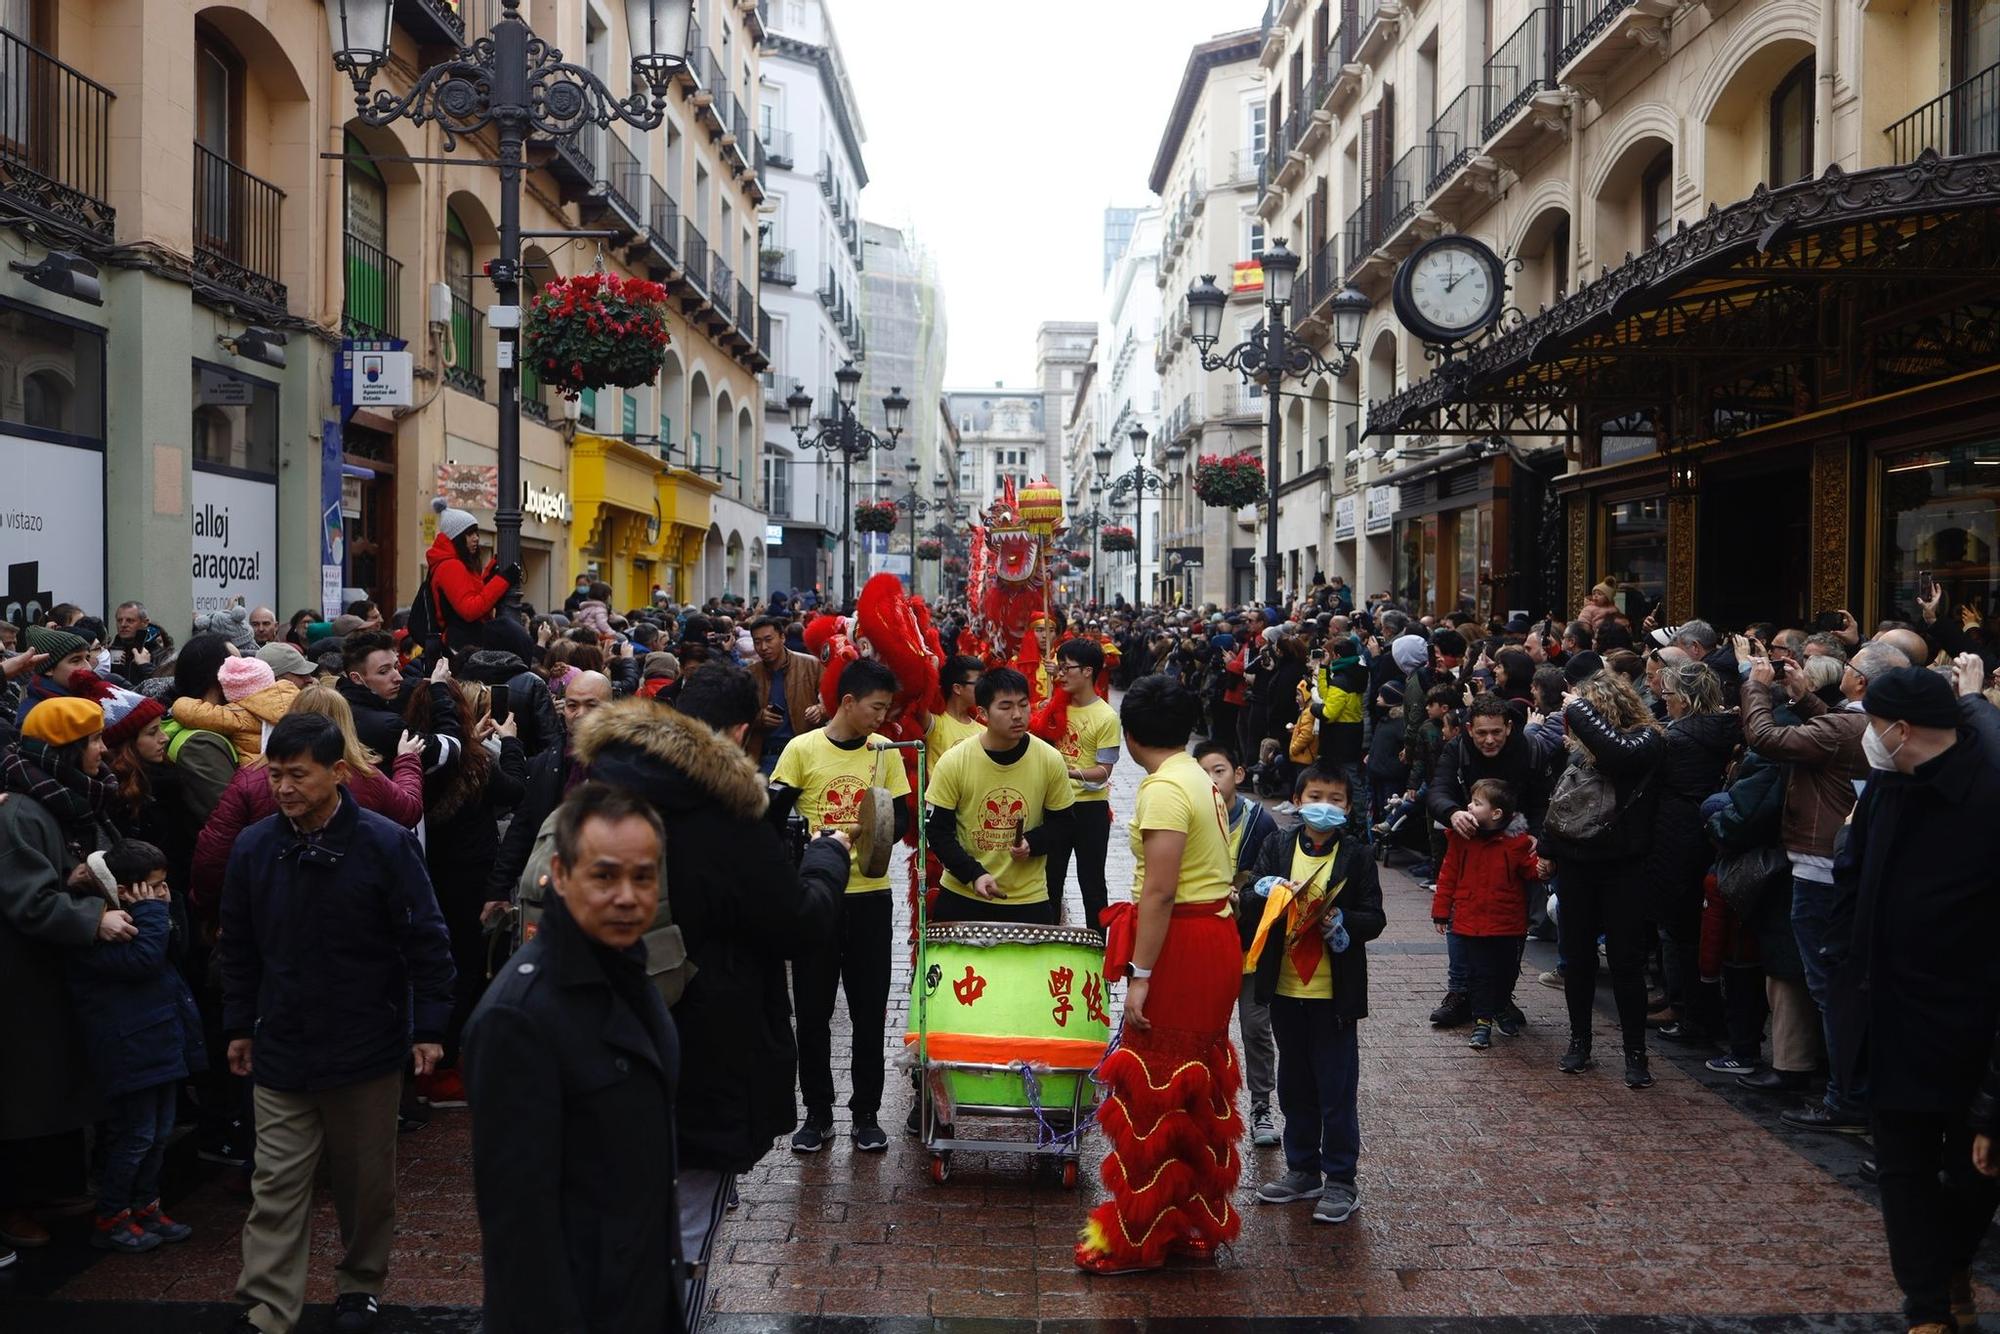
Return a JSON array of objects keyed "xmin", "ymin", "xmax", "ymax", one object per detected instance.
[
  {"xmin": 0, "ymin": 433, "xmax": 103, "ymax": 627},
  {"xmin": 192, "ymin": 469, "xmax": 278, "ymax": 615}
]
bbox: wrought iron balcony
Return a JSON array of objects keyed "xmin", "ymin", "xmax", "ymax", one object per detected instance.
[
  {"xmin": 343, "ymin": 231, "xmax": 401, "ymax": 339},
  {"xmin": 1886, "ymin": 60, "xmax": 2000, "ymax": 164},
  {"xmin": 761, "ymin": 129, "xmax": 794, "ymax": 169},
  {"xmin": 194, "ymin": 142, "xmax": 286, "ymax": 309},
  {"xmin": 710, "ymin": 254, "xmax": 735, "ymax": 314},
  {"xmin": 394, "ymin": 0, "xmax": 465, "ymax": 47},
  {"xmin": 1343, "ymin": 193, "xmax": 1377, "ymax": 277},
  {"xmin": 446, "ymin": 289, "xmax": 484, "ymax": 398},
  {"xmin": 760, "ymin": 246, "xmax": 796, "ymax": 285},
  {"xmin": 736, "ymin": 282, "xmax": 754, "ymax": 335},
  {"xmin": 682, "ymin": 224, "xmax": 710, "ymax": 295},
  {"xmin": 0, "ymin": 29, "xmax": 114, "ymax": 238},
  {"xmin": 1483, "ymin": 9, "xmax": 1556, "ymax": 145},
  {"xmin": 1227, "ymin": 148, "xmax": 1263, "ymax": 186},
  {"xmin": 646, "ymin": 179, "xmax": 679, "ymax": 266},
  {"xmin": 600, "ymin": 132, "xmax": 645, "ymax": 237}
]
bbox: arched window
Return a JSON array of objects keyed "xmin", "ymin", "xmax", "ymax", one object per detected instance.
[
  {"xmin": 1640, "ymin": 150, "xmax": 1674, "ymax": 250},
  {"xmin": 23, "ymin": 369, "xmax": 70, "ymax": 431},
  {"xmin": 1768, "ymin": 57, "xmax": 1815, "ymax": 186},
  {"xmin": 344, "ymin": 131, "xmax": 391, "ymax": 337},
  {"xmin": 445, "ymin": 207, "xmax": 481, "ymax": 395}
]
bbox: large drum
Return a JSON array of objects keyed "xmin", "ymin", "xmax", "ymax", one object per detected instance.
[{"xmin": 905, "ymin": 921, "xmax": 1110, "ymax": 1115}]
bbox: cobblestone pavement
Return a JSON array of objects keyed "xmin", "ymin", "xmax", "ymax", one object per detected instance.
[{"xmin": 9, "ymin": 717, "xmax": 1999, "ymax": 1331}]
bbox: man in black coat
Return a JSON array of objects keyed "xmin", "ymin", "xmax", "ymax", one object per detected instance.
[
  {"xmin": 1830, "ymin": 664, "xmax": 2000, "ymax": 1333},
  {"xmin": 466, "ymin": 783, "xmax": 686, "ymax": 1334},
  {"xmin": 483, "ymin": 670, "xmax": 613, "ymax": 915},
  {"xmin": 335, "ymin": 630, "xmax": 463, "ymax": 770},
  {"xmin": 573, "ymin": 667, "xmax": 845, "ymax": 1321}
]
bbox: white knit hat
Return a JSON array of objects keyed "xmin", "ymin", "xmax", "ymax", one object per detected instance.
[{"xmin": 432, "ymin": 495, "xmax": 477, "ymax": 541}]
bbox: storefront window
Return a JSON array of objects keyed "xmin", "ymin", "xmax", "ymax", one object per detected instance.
[
  {"xmin": 1455, "ymin": 508, "xmax": 1478, "ymax": 620},
  {"xmin": 0, "ymin": 302, "xmax": 104, "ymax": 442},
  {"xmin": 1879, "ymin": 440, "xmax": 2000, "ymax": 627},
  {"xmin": 1601, "ymin": 496, "xmax": 1667, "ymax": 623},
  {"xmin": 1394, "ymin": 515, "xmax": 1438, "ymax": 612},
  {"xmin": 191, "ymin": 361, "xmax": 279, "ymax": 474}
]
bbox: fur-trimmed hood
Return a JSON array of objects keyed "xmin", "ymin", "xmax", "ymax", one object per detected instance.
[{"xmin": 572, "ymin": 697, "xmax": 768, "ymax": 820}]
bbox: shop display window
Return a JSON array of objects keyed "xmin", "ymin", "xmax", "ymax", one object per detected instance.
[
  {"xmin": 1879, "ymin": 441, "xmax": 2000, "ymax": 632},
  {"xmin": 1601, "ymin": 496, "xmax": 1667, "ymax": 623}
]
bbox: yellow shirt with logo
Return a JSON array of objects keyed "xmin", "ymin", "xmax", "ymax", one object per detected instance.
[
  {"xmin": 1128, "ymin": 751, "xmax": 1234, "ymax": 907},
  {"xmin": 926, "ymin": 735, "xmax": 1075, "ymax": 905},
  {"xmin": 771, "ymin": 728, "xmax": 911, "ymax": 893},
  {"xmin": 923, "ymin": 710, "xmax": 982, "ymax": 782},
  {"xmin": 1275, "ymin": 836, "xmax": 1342, "ymax": 999},
  {"xmin": 1055, "ymin": 696, "xmax": 1121, "ymax": 803}
]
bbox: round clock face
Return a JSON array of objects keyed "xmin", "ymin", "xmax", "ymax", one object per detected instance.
[{"xmin": 1393, "ymin": 236, "xmax": 1504, "ymax": 343}]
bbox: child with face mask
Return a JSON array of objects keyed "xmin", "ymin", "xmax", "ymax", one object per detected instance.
[
  {"xmin": 1239, "ymin": 765, "xmax": 1386, "ymax": 1225},
  {"xmin": 1430, "ymin": 778, "xmax": 1551, "ymax": 1049}
]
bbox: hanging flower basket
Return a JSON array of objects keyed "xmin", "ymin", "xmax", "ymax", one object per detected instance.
[
  {"xmin": 1067, "ymin": 550, "xmax": 1091, "ymax": 569},
  {"xmin": 1052, "ymin": 559, "xmax": 1073, "ymax": 577},
  {"xmin": 1100, "ymin": 525, "xmax": 1136, "ymax": 553},
  {"xmin": 916, "ymin": 538, "xmax": 943, "ymax": 561},
  {"xmin": 943, "ymin": 555, "xmax": 966, "ymax": 574},
  {"xmin": 855, "ymin": 500, "xmax": 900, "ymax": 533},
  {"xmin": 1194, "ymin": 451, "xmax": 1267, "ymax": 507},
  {"xmin": 523, "ymin": 273, "xmax": 673, "ymax": 400}
]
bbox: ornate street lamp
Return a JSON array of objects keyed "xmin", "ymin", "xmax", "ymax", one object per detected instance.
[
  {"xmin": 1096, "ymin": 424, "xmax": 1166, "ymax": 609},
  {"xmin": 1188, "ymin": 240, "xmax": 1368, "ymax": 605},
  {"xmin": 876, "ymin": 453, "xmax": 943, "ymax": 596},
  {"xmin": 790, "ymin": 362, "xmax": 904, "ymax": 604},
  {"xmin": 329, "ymin": 0, "xmax": 688, "ymax": 585}
]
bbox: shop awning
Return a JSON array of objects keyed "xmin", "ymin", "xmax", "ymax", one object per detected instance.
[{"xmin": 1367, "ymin": 150, "xmax": 2000, "ymax": 443}]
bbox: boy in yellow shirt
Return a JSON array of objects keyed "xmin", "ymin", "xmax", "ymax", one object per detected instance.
[
  {"xmin": 1046, "ymin": 638, "xmax": 1121, "ymax": 932},
  {"xmin": 771, "ymin": 658, "xmax": 910, "ymax": 1154},
  {"xmin": 924, "ymin": 667, "xmax": 1075, "ymax": 926}
]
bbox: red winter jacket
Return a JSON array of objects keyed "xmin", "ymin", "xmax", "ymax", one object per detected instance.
[
  {"xmin": 426, "ymin": 532, "xmax": 511, "ymax": 626},
  {"xmin": 1430, "ymin": 825, "xmax": 1539, "ymax": 937}
]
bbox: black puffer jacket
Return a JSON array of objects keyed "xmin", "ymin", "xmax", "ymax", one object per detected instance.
[
  {"xmin": 462, "ymin": 651, "xmax": 562, "ymax": 759},
  {"xmin": 575, "ymin": 699, "xmax": 844, "ymax": 1174},
  {"xmin": 1646, "ymin": 709, "xmax": 1741, "ymax": 891},
  {"xmin": 1541, "ymin": 698, "xmax": 1664, "ymax": 864}
]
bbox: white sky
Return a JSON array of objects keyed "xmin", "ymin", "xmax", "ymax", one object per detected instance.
[{"xmin": 830, "ymin": 0, "xmax": 1259, "ymax": 387}]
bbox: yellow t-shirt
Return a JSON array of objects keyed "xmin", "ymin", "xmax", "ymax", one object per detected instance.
[
  {"xmin": 927, "ymin": 735, "xmax": 1075, "ymax": 904},
  {"xmin": 1128, "ymin": 751, "xmax": 1234, "ymax": 907},
  {"xmin": 923, "ymin": 710, "xmax": 982, "ymax": 781},
  {"xmin": 1275, "ymin": 836, "xmax": 1342, "ymax": 1000},
  {"xmin": 771, "ymin": 728, "xmax": 911, "ymax": 893},
  {"xmin": 1055, "ymin": 696, "xmax": 1121, "ymax": 803}
]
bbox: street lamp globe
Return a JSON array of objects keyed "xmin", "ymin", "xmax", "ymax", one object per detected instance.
[
  {"xmin": 1089, "ymin": 480, "xmax": 1104, "ymax": 501},
  {"xmin": 835, "ymin": 360, "xmax": 862, "ymax": 409},
  {"xmin": 883, "ymin": 385, "xmax": 909, "ymax": 436},
  {"xmin": 326, "ymin": 0, "xmax": 394, "ymax": 82},
  {"xmin": 1091, "ymin": 442, "xmax": 1114, "ymax": 481},
  {"xmin": 1164, "ymin": 438, "xmax": 1187, "ymax": 465},
  {"xmin": 1262, "ymin": 239, "xmax": 1301, "ymax": 307},
  {"xmin": 903, "ymin": 453, "xmax": 919, "ymax": 481},
  {"xmin": 1129, "ymin": 424, "xmax": 1149, "ymax": 458},
  {"xmin": 625, "ymin": 0, "xmax": 693, "ymax": 85},
  {"xmin": 785, "ymin": 383, "xmax": 815, "ymax": 436},
  {"xmin": 1330, "ymin": 284, "xmax": 1371, "ymax": 356},
  {"xmin": 932, "ymin": 473, "xmax": 947, "ymax": 498},
  {"xmin": 1186, "ymin": 274, "xmax": 1226, "ymax": 349}
]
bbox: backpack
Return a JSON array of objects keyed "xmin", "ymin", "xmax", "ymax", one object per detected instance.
[
  {"xmin": 514, "ymin": 809, "xmax": 696, "ymax": 1006},
  {"xmin": 404, "ymin": 571, "xmax": 439, "ymax": 659}
]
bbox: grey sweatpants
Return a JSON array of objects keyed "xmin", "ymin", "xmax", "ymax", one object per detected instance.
[{"xmin": 1238, "ymin": 975, "xmax": 1276, "ymax": 1106}]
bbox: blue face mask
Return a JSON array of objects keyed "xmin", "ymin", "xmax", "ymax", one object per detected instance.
[{"xmin": 1299, "ymin": 802, "xmax": 1347, "ymax": 833}]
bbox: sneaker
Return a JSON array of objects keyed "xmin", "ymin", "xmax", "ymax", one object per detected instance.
[
  {"xmin": 1624, "ymin": 1050, "xmax": 1654, "ymax": 1090},
  {"xmin": 133, "ymin": 1201, "xmax": 192, "ymax": 1243},
  {"xmin": 1656, "ymin": 1022, "xmax": 1715, "ymax": 1047},
  {"xmin": 905, "ymin": 1100, "xmax": 924, "ymax": 1138},
  {"xmin": 1250, "ymin": 1104, "xmax": 1281, "ymax": 1148},
  {"xmin": 1312, "ymin": 1182, "xmax": 1360, "ymax": 1224},
  {"xmin": 331, "ymin": 1292, "xmax": 381, "ymax": 1332},
  {"xmin": 1428, "ymin": 991, "xmax": 1472, "ymax": 1027},
  {"xmin": 1558, "ymin": 1040, "xmax": 1594, "ymax": 1074},
  {"xmin": 1495, "ymin": 1013, "xmax": 1524, "ymax": 1038},
  {"xmin": 852, "ymin": 1119, "xmax": 889, "ymax": 1152},
  {"xmin": 726, "ymin": 1182, "xmax": 740, "ymax": 1210},
  {"xmin": 1537, "ymin": 969, "xmax": 1564, "ymax": 990},
  {"xmin": 790, "ymin": 1114, "xmax": 833, "ymax": 1153},
  {"xmin": 1780, "ymin": 1104, "xmax": 1870, "ymax": 1134},
  {"xmin": 1705, "ymin": 1055, "xmax": 1759, "ymax": 1075},
  {"xmin": 423, "ymin": 1068, "xmax": 468, "ymax": 1109},
  {"xmin": 0, "ymin": 1242, "xmax": 14, "ymax": 1270},
  {"xmin": 1254, "ymin": 1169, "xmax": 1323, "ymax": 1204},
  {"xmin": 89, "ymin": 1209, "xmax": 161, "ymax": 1253},
  {"xmin": 1467, "ymin": 1022, "xmax": 1492, "ymax": 1051}
]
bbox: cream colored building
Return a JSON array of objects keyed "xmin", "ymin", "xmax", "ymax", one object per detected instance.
[
  {"xmin": 1250, "ymin": 0, "xmax": 2000, "ymax": 625},
  {"xmin": 1150, "ymin": 28, "xmax": 1272, "ymax": 608},
  {"xmin": 0, "ymin": 0, "xmax": 770, "ymax": 637}
]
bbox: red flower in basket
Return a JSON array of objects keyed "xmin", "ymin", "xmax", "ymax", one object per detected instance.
[
  {"xmin": 1099, "ymin": 525, "xmax": 1136, "ymax": 553},
  {"xmin": 523, "ymin": 273, "xmax": 673, "ymax": 400},
  {"xmin": 1193, "ymin": 451, "xmax": 1267, "ymax": 508}
]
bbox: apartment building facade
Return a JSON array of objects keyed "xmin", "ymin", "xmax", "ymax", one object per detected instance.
[
  {"xmin": 1150, "ymin": 28, "xmax": 1271, "ymax": 608},
  {"xmin": 1256, "ymin": 0, "xmax": 2000, "ymax": 626},
  {"xmin": 0, "ymin": 0, "xmax": 774, "ymax": 632},
  {"xmin": 757, "ymin": 0, "xmax": 868, "ymax": 599}
]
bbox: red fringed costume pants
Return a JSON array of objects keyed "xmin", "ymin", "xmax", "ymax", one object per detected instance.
[{"xmin": 1078, "ymin": 909, "xmax": 1244, "ymax": 1266}]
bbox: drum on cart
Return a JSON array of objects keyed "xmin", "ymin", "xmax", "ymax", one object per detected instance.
[{"xmin": 904, "ymin": 920, "xmax": 1109, "ymax": 1185}]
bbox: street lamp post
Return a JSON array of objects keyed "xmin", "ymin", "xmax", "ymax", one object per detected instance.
[
  {"xmin": 1186, "ymin": 240, "xmax": 1368, "ymax": 607},
  {"xmin": 1066, "ymin": 480, "xmax": 1111, "ymax": 611},
  {"xmin": 330, "ymin": 0, "xmax": 693, "ymax": 584},
  {"xmin": 1094, "ymin": 424, "xmax": 1169, "ymax": 610},
  {"xmin": 876, "ymin": 457, "xmax": 945, "ymax": 597},
  {"xmin": 787, "ymin": 362, "xmax": 906, "ymax": 606}
]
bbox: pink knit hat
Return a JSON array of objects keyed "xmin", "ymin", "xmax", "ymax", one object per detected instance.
[{"xmin": 217, "ymin": 654, "xmax": 275, "ymax": 703}]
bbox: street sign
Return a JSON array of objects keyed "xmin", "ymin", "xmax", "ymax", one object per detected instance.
[{"xmin": 351, "ymin": 349, "xmax": 414, "ymax": 406}]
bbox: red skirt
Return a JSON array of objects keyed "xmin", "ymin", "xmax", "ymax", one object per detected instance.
[{"xmin": 1078, "ymin": 909, "xmax": 1244, "ymax": 1267}]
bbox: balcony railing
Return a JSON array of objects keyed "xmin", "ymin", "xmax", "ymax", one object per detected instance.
[
  {"xmin": 1484, "ymin": 9, "xmax": 1555, "ymax": 139},
  {"xmin": 762, "ymin": 128, "xmax": 793, "ymax": 168},
  {"xmin": 1343, "ymin": 193, "xmax": 1376, "ymax": 276},
  {"xmin": 760, "ymin": 246, "xmax": 796, "ymax": 284},
  {"xmin": 601, "ymin": 132, "xmax": 645, "ymax": 233},
  {"xmin": 1556, "ymin": 0, "xmax": 1635, "ymax": 70},
  {"xmin": 683, "ymin": 224, "xmax": 709, "ymax": 294},
  {"xmin": 193, "ymin": 142, "xmax": 286, "ymax": 308},
  {"xmin": 1380, "ymin": 146, "xmax": 1425, "ymax": 239},
  {"xmin": 645, "ymin": 178, "xmax": 679, "ymax": 264},
  {"xmin": 0, "ymin": 29, "xmax": 114, "ymax": 238},
  {"xmin": 1886, "ymin": 59, "xmax": 2000, "ymax": 164},
  {"xmin": 1427, "ymin": 83, "xmax": 1489, "ymax": 193},
  {"xmin": 446, "ymin": 289, "xmax": 485, "ymax": 398},
  {"xmin": 342, "ymin": 231, "xmax": 401, "ymax": 340},
  {"xmin": 736, "ymin": 282, "xmax": 754, "ymax": 333},
  {"xmin": 758, "ymin": 308, "xmax": 772, "ymax": 360},
  {"xmin": 711, "ymin": 255, "xmax": 735, "ymax": 315},
  {"xmin": 1228, "ymin": 147, "xmax": 1263, "ymax": 185}
]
